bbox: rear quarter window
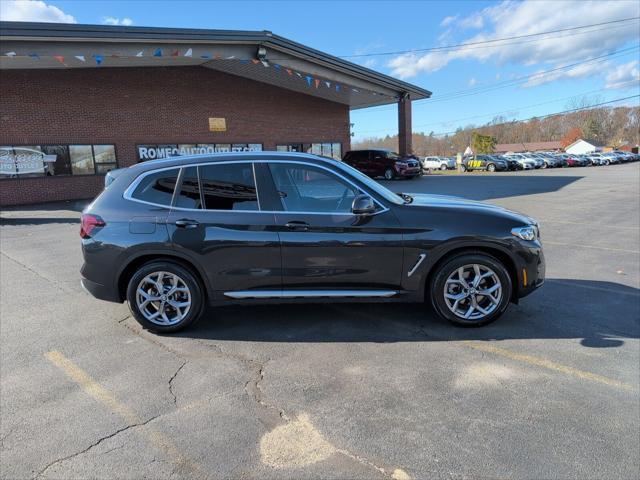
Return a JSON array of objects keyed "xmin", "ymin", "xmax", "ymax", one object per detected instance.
[{"xmin": 130, "ymin": 168, "xmax": 179, "ymax": 206}]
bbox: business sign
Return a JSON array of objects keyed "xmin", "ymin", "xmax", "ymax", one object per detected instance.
[
  {"xmin": 0, "ymin": 147, "xmax": 57, "ymax": 176},
  {"xmin": 136, "ymin": 143, "xmax": 263, "ymax": 162},
  {"xmin": 208, "ymin": 118, "xmax": 227, "ymax": 132}
]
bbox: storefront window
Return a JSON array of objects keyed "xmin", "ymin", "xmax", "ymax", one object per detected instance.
[
  {"xmin": 69, "ymin": 145, "xmax": 96, "ymax": 175},
  {"xmin": 0, "ymin": 144, "xmax": 118, "ymax": 179},
  {"xmin": 277, "ymin": 143, "xmax": 342, "ymax": 160}
]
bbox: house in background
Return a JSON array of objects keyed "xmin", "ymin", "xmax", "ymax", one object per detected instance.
[
  {"xmin": 494, "ymin": 141, "xmax": 562, "ymax": 153},
  {"xmin": 564, "ymin": 138, "xmax": 604, "ymax": 154}
]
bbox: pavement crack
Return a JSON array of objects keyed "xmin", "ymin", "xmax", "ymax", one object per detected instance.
[
  {"xmin": 168, "ymin": 360, "xmax": 187, "ymax": 407},
  {"xmin": 34, "ymin": 414, "xmax": 161, "ymax": 479},
  {"xmin": 0, "ymin": 251, "xmax": 70, "ymax": 293}
]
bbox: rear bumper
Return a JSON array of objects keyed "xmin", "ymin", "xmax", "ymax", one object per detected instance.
[{"xmin": 81, "ymin": 276, "xmax": 121, "ymax": 303}]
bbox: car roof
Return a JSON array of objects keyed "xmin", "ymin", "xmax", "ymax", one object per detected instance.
[{"xmin": 127, "ymin": 151, "xmax": 339, "ymax": 173}]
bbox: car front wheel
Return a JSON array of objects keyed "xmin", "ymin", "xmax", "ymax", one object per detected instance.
[
  {"xmin": 440, "ymin": 164, "xmax": 448, "ymax": 170},
  {"xmin": 384, "ymin": 168, "xmax": 395, "ymax": 180},
  {"xmin": 487, "ymin": 163, "xmax": 496, "ymax": 172},
  {"xmin": 430, "ymin": 253, "xmax": 512, "ymax": 327},
  {"xmin": 126, "ymin": 261, "xmax": 204, "ymax": 332},
  {"xmin": 460, "ymin": 165, "xmax": 467, "ymax": 172}
]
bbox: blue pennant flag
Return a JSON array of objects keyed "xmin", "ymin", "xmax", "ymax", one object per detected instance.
[
  {"xmin": 305, "ymin": 75, "xmax": 313, "ymax": 87},
  {"xmin": 240, "ymin": 59, "xmax": 250, "ymax": 64},
  {"xmin": 200, "ymin": 54, "xmax": 211, "ymax": 59},
  {"xmin": 28, "ymin": 53, "xmax": 40, "ymax": 59},
  {"xmin": 94, "ymin": 55, "xmax": 104, "ymax": 65},
  {"xmin": 335, "ymin": 84, "xmax": 340, "ymax": 92},
  {"xmin": 153, "ymin": 48, "xmax": 163, "ymax": 57},
  {"xmin": 273, "ymin": 63, "xmax": 281, "ymax": 70}
]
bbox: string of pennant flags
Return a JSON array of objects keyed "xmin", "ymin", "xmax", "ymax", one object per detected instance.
[{"xmin": 2, "ymin": 47, "xmax": 392, "ymax": 99}]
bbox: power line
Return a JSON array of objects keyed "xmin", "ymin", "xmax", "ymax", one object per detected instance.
[
  {"xmin": 341, "ymin": 17, "xmax": 640, "ymax": 58},
  {"xmin": 355, "ymin": 95, "xmax": 640, "ymax": 138},
  {"xmin": 352, "ymin": 46, "xmax": 639, "ymax": 113}
]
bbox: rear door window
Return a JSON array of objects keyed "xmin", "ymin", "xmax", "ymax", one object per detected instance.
[
  {"xmin": 198, "ymin": 162, "xmax": 259, "ymax": 211},
  {"xmin": 130, "ymin": 168, "xmax": 179, "ymax": 206}
]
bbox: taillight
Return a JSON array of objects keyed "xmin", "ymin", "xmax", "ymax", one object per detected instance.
[{"xmin": 80, "ymin": 214, "xmax": 105, "ymax": 239}]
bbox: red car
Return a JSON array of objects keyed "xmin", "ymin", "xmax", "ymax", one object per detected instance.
[{"xmin": 343, "ymin": 149, "xmax": 421, "ymax": 180}]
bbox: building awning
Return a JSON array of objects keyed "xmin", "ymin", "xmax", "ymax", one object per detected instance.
[{"xmin": 0, "ymin": 21, "xmax": 431, "ymax": 110}]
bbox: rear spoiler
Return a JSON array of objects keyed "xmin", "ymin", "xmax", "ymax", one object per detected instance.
[{"xmin": 104, "ymin": 167, "xmax": 127, "ymax": 188}]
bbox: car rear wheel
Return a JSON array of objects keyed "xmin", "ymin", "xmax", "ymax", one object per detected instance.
[
  {"xmin": 127, "ymin": 261, "xmax": 204, "ymax": 333},
  {"xmin": 487, "ymin": 163, "xmax": 496, "ymax": 172},
  {"xmin": 384, "ymin": 168, "xmax": 395, "ymax": 180},
  {"xmin": 440, "ymin": 164, "xmax": 448, "ymax": 171},
  {"xmin": 430, "ymin": 253, "xmax": 512, "ymax": 327}
]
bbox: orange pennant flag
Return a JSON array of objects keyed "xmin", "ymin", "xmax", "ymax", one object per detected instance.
[
  {"xmin": 314, "ymin": 78, "xmax": 320, "ymax": 89},
  {"xmin": 53, "ymin": 55, "xmax": 65, "ymax": 64},
  {"xmin": 171, "ymin": 50, "xmax": 179, "ymax": 57},
  {"xmin": 286, "ymin": 68, "xmax": 292, "ymax": 75},
  {"xmin": 251, "ymin": 58, "xmax": 260, "ymax": 64}
]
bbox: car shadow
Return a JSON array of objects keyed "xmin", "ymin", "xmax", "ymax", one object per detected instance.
[
  {"xmin": 382, "ymin": 175, "xmax": 584, "ymax": 201},
  {"xmin": 171, "ymin": 278, "xmax": 639, "ymax": 348},
  {"xmin": 0, "ymin": 200, "xmax": 87, "ymax": 225}
]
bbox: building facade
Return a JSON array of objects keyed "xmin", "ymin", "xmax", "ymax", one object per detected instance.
[{"xmin": 0, "ymin": 22, "xmax": 430, "ymax": 206}]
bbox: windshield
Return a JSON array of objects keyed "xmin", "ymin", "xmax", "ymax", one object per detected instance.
[
  {"xmin": 333, "ymin": 160, "xmax": 404, "ymax": 205},
  {"xmin": 386, "ymin": 151, "xmax": 401, "ymax": 160}
]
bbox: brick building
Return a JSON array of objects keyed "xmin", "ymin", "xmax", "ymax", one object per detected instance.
[{"xmin": 0, "ymin": 22, "xmax": 430, "ymax": 206}]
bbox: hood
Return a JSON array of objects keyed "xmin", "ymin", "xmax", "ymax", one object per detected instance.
[{"xmin": 403, "ymin": 193, "xmax": 536, "ymax": 224}]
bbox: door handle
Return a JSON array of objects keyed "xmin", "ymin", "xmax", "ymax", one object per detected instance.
[
  {"xmin": 175, "ymin": 219, "xmax": 200, "ymax": 229},
  {"xmin": 285, "ymin": 221, "xmax": 310, "ymax": 232}
]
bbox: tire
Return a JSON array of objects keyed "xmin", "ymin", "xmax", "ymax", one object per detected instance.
[
  {"xmin": 460, "ymin": 165, "xmax": 467, "ymax": 172},
  {"xmin": 541, "ymin": 162, "xmax": 548, "ymax": 169},
  {"xmin": 430, "ymin": 253, "xmax": 512, "ymax": 327},
  {"xmin": 126, "ymin": 261, "xmax": 205, "ymax": 333},
  {"xmin": 440, "ymin": 164, "xmax": 448, "ymax": 171},
  {"xmin": 384, "ymin": 168, "xmax": 395, "ymax": 180},
  {"xmin": 487, "ymin": 163, "xmax": 496, "ymax": 172}
]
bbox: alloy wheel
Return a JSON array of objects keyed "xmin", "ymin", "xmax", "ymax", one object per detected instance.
[
  {"xmin": 443, "ymin": 264, "xmax": 502, "ymax": 320},
  {"xmin": 384, "ymin": 168, "xmax": 394, "ymax": 180},
  {"xmin": 136, "ymin": 271, "xmax": 192, "ymax": 326}
]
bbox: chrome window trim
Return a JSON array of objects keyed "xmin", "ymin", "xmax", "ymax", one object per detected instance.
[
  {"xmin": 123, "ymin": 165, "xmax": 181, "ymax": 209},
  {"xmin": 123, "ymin": 159, "xmax": 390, "ymax": 215}
]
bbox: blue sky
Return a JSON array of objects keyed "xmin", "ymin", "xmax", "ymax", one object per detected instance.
[{"xmin": 3, "ymin": 0, "xmax": 639, "ymax": 141}]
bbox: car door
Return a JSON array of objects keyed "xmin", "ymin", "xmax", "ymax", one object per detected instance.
[
  {"xmin": 165, "ymin": 162, "xmax": 281, "ymax": 299},
  {"xmin": 262, "ymin": 161, "xmax": 404, "ymax": 290}
]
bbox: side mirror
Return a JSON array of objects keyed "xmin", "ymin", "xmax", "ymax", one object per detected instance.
[{"xmin": 352, "ymin": 194, "xmax": 376, "ymax": 215}]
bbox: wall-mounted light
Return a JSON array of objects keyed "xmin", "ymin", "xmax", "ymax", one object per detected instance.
[{"xmin": 257, "ymin": 46, "xmax": 269, "ymax": 67}]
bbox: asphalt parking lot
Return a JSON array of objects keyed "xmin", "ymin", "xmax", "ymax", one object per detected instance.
[{"xmin": 1, "ymin": 163, "xmax": 639, "ymax": 480}]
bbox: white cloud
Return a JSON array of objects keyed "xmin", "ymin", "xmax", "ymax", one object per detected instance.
[
  {"xmin": 0, "ymin": 0, "xmax": 75, "ymax": 23},
  {"xmin": 458, "ymin": 12, "xmax": 484, "ymax": 30},
  {"xmin": 102, "ymin": 16, "xmax": 133, "ymax": 26},
  {"xmin": 440, "ymin": 15, "xmax": 458, "ymax": 27},
  {"xmin": 388, "ymin": 0, "xmax": 640, "ymax": 79},
  {"xmin": 605, "ymin": 60, "xmax": 640, "ymax": 89},
  {"xmin": 468, "ymin": 77, "xmax": 478, "ymax": 87},
  {"xmin": 523, "ymin": 61, "xmax": 610, "ymax": 87}
]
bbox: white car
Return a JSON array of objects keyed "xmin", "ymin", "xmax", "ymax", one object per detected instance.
[
  {"xmin": 423, "ymin": 156, "xmax": 454, "ymax": 170},
  {"xmin": 504, "ymin": 154, "xmax": 535, "ymax": 170}
]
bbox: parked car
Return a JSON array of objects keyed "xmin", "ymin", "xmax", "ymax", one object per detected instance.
[
  {"xmin": 343, "ymin": 149, "xmax": 421, "ymax": 179},
  {"xmin": 494, "ymin": 154, "xmax": 523, "ymax": 170},
  {"xmin": 504, "ymin": 154, "xmax": 536, "ymax": 170},
  {"xmin": 423, "ymin": 155, "xmax": 455, "ymax": 171},
  {"xmin": 521, "ymin": 153, "xmax": 544, "ymax": 169},
  {"xmin": 80, "ymin": 152, "xmax": 545, "ymax": 332},
  {"xmin": 531, "ymin": 153, "xmax": 562, "ymax": 168},
  {"xmin": 460, "ymin": 154, "xmax": 509, "ymax": 172}
]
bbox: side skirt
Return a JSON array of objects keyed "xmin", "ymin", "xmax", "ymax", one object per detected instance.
[{"xmin": 224, "ymin": 290, "xmax": 399, "ymax": 299}]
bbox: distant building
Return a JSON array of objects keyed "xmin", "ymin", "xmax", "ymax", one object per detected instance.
[
  {"xmin": 494, "ymin": 141, "xmax": 562, "ymax": 153},
  {"xmin": 564, "ymin": 139, "xmax": 605, "ymax": 155}
]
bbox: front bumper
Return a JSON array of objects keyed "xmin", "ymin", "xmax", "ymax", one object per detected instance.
[
  {"xmin": 396, "ymin": 166, "xmax": 421, "ymax": 176},
  {"xmin": 514, "ymin": 239, "xmax": 545, "ymax": 299}
]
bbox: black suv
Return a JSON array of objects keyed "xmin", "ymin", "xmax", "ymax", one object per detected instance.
[
  {"xmin": 343, "ymin": 149, "xmax": 421, "ymax": 179},
  {"xmin": 81, "ymin": 152, "xmax": 544, "ymax": 333}
]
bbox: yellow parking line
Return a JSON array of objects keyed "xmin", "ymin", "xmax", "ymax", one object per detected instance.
[
  {"xmin": 44, "ymin": 351, "xmax": 197, "ymax": 473},
  {"xmin": 459, "ymin": 342, "xmax": 634, "ymax": 391}
]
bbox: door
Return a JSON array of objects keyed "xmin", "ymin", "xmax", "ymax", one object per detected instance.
[
  {"xmin": 166, "ymin": 163, "xmax": 281, "ymax": 298},
  {"xmin": 264, "ymin": 162, "xmax": 404, "ymax": 290}
]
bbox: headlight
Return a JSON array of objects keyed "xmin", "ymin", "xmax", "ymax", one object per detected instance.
[{"xmin": 511, "ymin": 225, "xmax": 538, "ymax": 241}]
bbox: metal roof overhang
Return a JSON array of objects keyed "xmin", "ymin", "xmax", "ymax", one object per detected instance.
[{"xmin": 0, "ymin": 21, "xmax": 431, "ymax": 109}]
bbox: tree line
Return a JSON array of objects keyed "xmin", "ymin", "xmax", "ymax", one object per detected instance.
[{"xmin": 353, "ymin": 104, "xmax": 640, "ymax": 156}]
